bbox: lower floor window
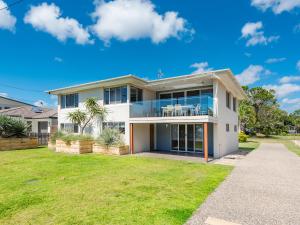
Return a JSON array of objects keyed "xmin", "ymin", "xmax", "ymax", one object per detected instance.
[
  {"xmin": 60, "ymin": 123, "xmax": 79, "ymax": 133},
  {"xmin": 234, "ymin": 125, "xmax": 237, "ymax": 132},
  {"xmin": 103, "ymin": 122, "xmax": 125, "ymax": 134}
]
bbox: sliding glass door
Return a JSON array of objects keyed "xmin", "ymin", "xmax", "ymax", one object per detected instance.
[
  {"xmin": 195, "ymin": 124, "xmax": 204, "ymax": 152},
  {"xmin": 171, "ymin": 124, "xmax": 204, "ymax": 152}
]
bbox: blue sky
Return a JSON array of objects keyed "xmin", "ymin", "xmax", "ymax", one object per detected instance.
[{"xmin": 0, "ymin": 0, "xmax": 300, "ymax": 111}]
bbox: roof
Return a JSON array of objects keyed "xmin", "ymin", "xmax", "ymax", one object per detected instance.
[
  {"xmin": 0, "ymin": 96, "xmax": 34, "ymax": 107},
  {"xmin": 47, "ymin": 69, "xmax": 247, "ymax": 100},
  {"xmin": 0, "ymin": 106, "xmax": 57, "ymax": 119}
]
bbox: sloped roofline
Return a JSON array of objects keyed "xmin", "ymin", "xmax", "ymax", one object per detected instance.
[
  {"xmin": 0, "ymin": 96, "xmax": 34, "ymax": 106},
  {"xmin": 46, "ymin": 69, "xmax": 247, "ymax": 99}
]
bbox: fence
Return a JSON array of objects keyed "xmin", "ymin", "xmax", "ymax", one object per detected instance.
[{"xmin": 28, "ymin": 133, "xmax": 50, "ymax": 145}]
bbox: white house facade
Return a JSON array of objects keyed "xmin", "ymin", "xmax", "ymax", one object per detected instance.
[{"xmin": 48, "ymin": 69, "xmax": 246, "ymax": 159}]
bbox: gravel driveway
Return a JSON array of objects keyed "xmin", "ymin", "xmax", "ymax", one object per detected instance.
[{"xmin": 186, "ymin": 143, "xmax": 300, "ymax": 225}]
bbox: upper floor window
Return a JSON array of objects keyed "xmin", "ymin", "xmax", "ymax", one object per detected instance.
[
  {"xmin": 130, "ymin": 86, "xmax": 143, "ymax": 103},
  {"xmin": 234, "ymin": 125, "xmax": 237, "ymax": 132},
  {"xmin": 233, "ymin": 97, "xmax": 237, "ymax": 112},
  {"xmin": 61, "ymin": 93, "xmax": 79, "ymax": 109},
  {"xmin": 104, "ymin": 86, "xmax": 127, "ymax": 105},
  {"xmin": 226, "ymin": 91, "xmax": 231, "ymax": 109}
]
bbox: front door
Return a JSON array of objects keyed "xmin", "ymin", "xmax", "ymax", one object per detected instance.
[{"xmin": 171, "ymin": 124, "xmax": 203, "ymax": 152}]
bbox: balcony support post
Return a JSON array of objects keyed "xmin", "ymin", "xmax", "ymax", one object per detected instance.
[
  {"xmin": 130, "ymin": 123, "xmax": 134, "ymax": 154},
  {"xmin": 204, "ymin": 122, "xmax": 208, "ymax": 162}
]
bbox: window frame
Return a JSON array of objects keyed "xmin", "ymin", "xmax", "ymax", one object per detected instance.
[
  {"xmin": 226, "ymin": 123, "xmax": 230, "ymax": 132},
  {"xmin": 130, "ymin": 86, "xmax": 143, "ymax": 103},
  {"xmin": 226, "ymin": 91, "xmax": 231, "ymax": 109},
  {"xmin": 60, "ymin": 93, "xmax": 79, "ymax": 109},
  {"xmin": 104, "ymin": 86, "xmax": 127, "ymax": 105},
  {"xmin": 102, "ymin": 122, "xmax": 125, "ymax": 134},
  {"xmin": 234, "ymin": 125, "xmax": 237, "ymax": 132},
  {"xmin": 233, "ymin": 97, "xmax": 237, "ymax": 112},
  {"xmin": 60, "ymin": 123, "xmax": 79, "ymax": 133}
]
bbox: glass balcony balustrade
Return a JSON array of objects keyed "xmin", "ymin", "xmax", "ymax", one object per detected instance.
[{"xmin": 130, "ymin": 96, "xmax": 214, "ymax": 118}]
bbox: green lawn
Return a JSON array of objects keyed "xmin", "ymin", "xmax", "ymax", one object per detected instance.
[
  {"xmin": 248, "ymin": 135, "xmax": 300, "ymax": 156},
  {"xmin": 239, "ymin": 139, "xmax": 260, "ymax": 152},
  {"xmin": 0, "ymin": 148, "xmax": 232, "ymax": 225}
]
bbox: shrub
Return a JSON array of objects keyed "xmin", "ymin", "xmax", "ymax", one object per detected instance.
[
  {"xmin": 50, "ymin": 131, "xmax": 64, "ymax": 144},
  {"xmin": 0, "ymin": 115, "xmax": 28, "ymax": 138},
  {"xmin": 239, "ymin": 131, "xmax": 249, "ymax": 143},
  {"xmin": 97, "ymin": 128, "xmax": 124, "ymax": 148},
  {"xmin": 59, "ymin": 133, "xmax": 94, "ymax": 145}
]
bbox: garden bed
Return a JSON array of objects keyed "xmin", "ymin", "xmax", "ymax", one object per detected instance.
[
  {"xmin": 48, "ymin": 141, "xmax": 56, "ymax": 150},
  {"xmin": 93, "ymin": 143, "xmax": 129, "ymax": 155},
  {"xmin": 55, "ymin": 139, "xmax": 94, "ymax": 154},
  {"xmin": 0, "ymin": 137, "xmax": 38, "ymax": 151}
]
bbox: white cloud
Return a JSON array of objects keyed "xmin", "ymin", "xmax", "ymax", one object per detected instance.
[
  {"xmin": 0, "ymin": 0, "xmax": 17, "ymax": 31},
  {"xmin": 190, "ymin": 62, "xmax": 213, "ymax": 74},
  {"xmin": 241, "ymin": 21, "xmax": 279, "ymax": 47},
  {"xmin": 244, "ymin": 52, "xmax": 252, "ymax": 57},
  {"xmin": 282, "ymin": 97, "xmax": 300, "ymax": 104},
  {"xmin": 281, "ymin": 97, "xmax": 300, "ymax": 111},
  {"xmin": 251, "ymin": 0, "xmax": 300, "ymax": 14},
  {"xmin": 297, "ymin": 60, "xmax": 300, "ymax": 70},
  {"xmin": 54, "ymin": 57, "xmax": 63, "ymax": 62},
  {"xmin": 0, "ymin": 92, "xmax": 8, "ymax": 97},
  {"xmin": 24, "ymin": 2, "xmax": 93, "ymax": 45},
  {"xmin": 264, "ymin": 83, "xmax": 300, "ymax": 98},
  {"xmin": 279, "ymin": 75, "xmax": 300, "ymax": 83},
  {"xmin": 34, "ymin": 100, "xmax": 48, "ymax": 107},
  {"xmin": 236, "ymin": 65, "xmax": 270, "ymax": 86},
  {"xmin": 265, "ymin": 57, "xmax": 286, "ymax": 64},
  {"xmin": 90, "ymin": 0, "xmax": 193, "ymax": 45}
]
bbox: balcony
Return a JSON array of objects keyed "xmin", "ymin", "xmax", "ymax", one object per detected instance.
[{"xmin": 130, "ymin": 96, "xmax": 214, "ymax": 118}]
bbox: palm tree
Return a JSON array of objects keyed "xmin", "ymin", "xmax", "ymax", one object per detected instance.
[{"xmin": 68, "ymin": 98, "xmax": 107, "ymax": 135}]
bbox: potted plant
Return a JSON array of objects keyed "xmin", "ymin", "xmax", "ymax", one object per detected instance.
[
  {"xmin": 93, "ymin": 128, "xmax": 129, "ymax": 155},
  {"xmin": 56, "ymin": 133, "xmax": 94, "ymax": 154},
  {"xmin": 0, "ymin": 115, "xmax": 38, "ymax": 150}
]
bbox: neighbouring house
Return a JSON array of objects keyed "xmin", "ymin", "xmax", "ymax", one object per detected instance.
[
  {"xmin": 0, "ymin": 106, "xmax": 58, "ymax": 135},
  {"xmin": 0, "ymin": 95, "xmax": 34, "ymax": 110},
  {"xmin": 47, "ymin": 69, "xmax": 246, "ymax": 159}
]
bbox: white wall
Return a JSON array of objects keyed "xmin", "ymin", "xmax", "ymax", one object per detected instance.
[
  {"xmin": 57, "ymin": 86, "xmax": 155, "ymax": 146},
  {"xmin": 213, "ymin": 80, "xmax": 239, "ymax": 158},
  {"xmin": 133, "ymin": 123, "xmax": 150, "ymax": 153}
]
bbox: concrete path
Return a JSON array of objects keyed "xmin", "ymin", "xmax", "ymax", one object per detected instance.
[{"xmin": 186, "ymin": 143, "xmax": 300, "ymax": 225}]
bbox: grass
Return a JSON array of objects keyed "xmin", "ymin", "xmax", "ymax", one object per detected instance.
[
  {"xmin": 239, "ymin": 139, "xmax": 260, "ymax": 152},
  {"xmin": 0, "ymin": 148, "xmax": 232, "ymax": 225},
  {"xmin": 247, "ymin": 135, "xmax": 300, "ymax": 157}
]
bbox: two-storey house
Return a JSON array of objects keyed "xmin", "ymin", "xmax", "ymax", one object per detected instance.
[{"xmin": 48, "ymin": 69, "xmax": 246, "ymax": 159}]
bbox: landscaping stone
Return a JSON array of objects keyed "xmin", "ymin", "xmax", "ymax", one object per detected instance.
[
  {"xmin": 48, "ymin": 141, "xmax": 56, "ymax": 150},
  {"xmin": 0, "ymin": 137, "xmax": 38, "ymax": 151},
  {"xmin": 93, "ymin": 143, "xmax": 129, "ymax": 155}
]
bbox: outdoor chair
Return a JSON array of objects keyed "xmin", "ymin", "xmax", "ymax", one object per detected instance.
[
  {"xmin": 174, "ymin": 104, "xmax": 183, "ymax": 116},
  {"xmin": 163, "ymin": 105, "xmax": 174, "ymax": 117}
]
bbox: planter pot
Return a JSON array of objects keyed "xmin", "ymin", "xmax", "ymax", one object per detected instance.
[
  {"xmin": 56, "ymin": 139, "xmax": 94, "ymax": 154},
  {"xmin": 93, "ymin": 143, "xmax": 129, "ymax": 155},
  {"xmin": 0, "ymin": 137, "xmax": 38, "ymax": 151},
  {"xmin": 48, "ymin": 141, "xmax": 56, "ymax": 150}
]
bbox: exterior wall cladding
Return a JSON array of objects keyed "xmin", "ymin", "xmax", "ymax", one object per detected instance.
[{"xmin": 54, "ymin": 71, "xmax": 243, "ymax": 158}]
